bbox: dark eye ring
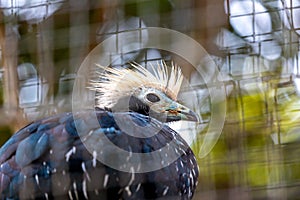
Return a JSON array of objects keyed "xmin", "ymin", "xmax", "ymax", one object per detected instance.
[{"xmin": 146, "ymin": 93, "xmax": 160, "ymax": 103}]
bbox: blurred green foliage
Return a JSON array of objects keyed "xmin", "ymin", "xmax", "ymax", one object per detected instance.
[
  {"xmin": 124, "ymin": 0, "xmax": 173, "ymax": 17},
  {"xmin": 192, "ymin": 78, "xmax": 300, "ymax": 198},
  {"xmin": 0, "ymin": 126, "xmax": 12, "ymax": 147}
]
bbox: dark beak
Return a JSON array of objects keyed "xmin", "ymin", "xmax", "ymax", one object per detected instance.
[
  {"xmin": 178, "ymin": 110, "xmax": 199, "ymax": 122},
  {"xmin": 165, "ymin": 102, "xmax": 199, "ymax": 122}
]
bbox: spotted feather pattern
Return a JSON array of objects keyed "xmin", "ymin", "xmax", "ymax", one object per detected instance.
[{"xmin": 0, "ymin": 110, "xmax": 198, "ymax": 199}]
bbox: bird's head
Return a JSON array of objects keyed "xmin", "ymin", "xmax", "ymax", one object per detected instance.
[{"xmin": 91, "ymin": 61, "xmax": 199, "ymax": 123}]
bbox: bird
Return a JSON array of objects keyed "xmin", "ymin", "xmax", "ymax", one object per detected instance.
[{"xmin": 0, "ymin": 61, "xmax": 199, "ymax": 199}]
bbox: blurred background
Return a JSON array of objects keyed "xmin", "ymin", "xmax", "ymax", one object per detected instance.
[{"xmin": 1, "ymin": 0, "xmax": 300, "ymax": 199}]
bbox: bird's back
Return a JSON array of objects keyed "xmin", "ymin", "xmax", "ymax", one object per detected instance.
[{"xmin": 0, "ymin": 110, "xmax": 198, "ymax": 199}]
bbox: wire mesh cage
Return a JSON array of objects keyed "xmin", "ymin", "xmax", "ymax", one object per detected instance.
[{"xmin": 0, "ymin": 0, "xmax": 300, "ymax": 199}]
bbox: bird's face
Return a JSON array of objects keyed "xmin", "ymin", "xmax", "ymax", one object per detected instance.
[{"xmin": 129, "ymin": 87, "xmax": 199, "ymax": 123}]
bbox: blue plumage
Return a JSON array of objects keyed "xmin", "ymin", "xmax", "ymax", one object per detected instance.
[
  {"xmin": 0, "ymin": 110, "xmax": 199, "ymax": 199},
  {"xmin": 15, "ymin": 132, "xmax": 49, "ymax": 167},
  {"xmin": 0, "ymin": 60, "xmax": 200, "ymax": 199}
]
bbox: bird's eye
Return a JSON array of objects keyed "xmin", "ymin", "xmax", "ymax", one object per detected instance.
[{"xmin": 146, "ymin": 93, "xmax": 160, "ymax": 103}]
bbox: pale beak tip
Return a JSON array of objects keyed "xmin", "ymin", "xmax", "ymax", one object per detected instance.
[{"xmin": 186, "ymin": 110, "xmax": 200, "ymax": 122}]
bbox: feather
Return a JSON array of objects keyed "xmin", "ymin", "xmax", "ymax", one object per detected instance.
[{"xmin": 90, "ymin": 61, "xmax": 183, "ymax": 108}]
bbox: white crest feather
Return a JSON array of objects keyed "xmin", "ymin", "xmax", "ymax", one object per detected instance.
[{"xmin": 90, "ymin": 61, "xmax": 183, "ymax": 108}]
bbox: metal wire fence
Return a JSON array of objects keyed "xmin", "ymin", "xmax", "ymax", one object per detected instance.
[{"xmin": 0, "ymin": 0, "xmax": 300, "ymax": 199}]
